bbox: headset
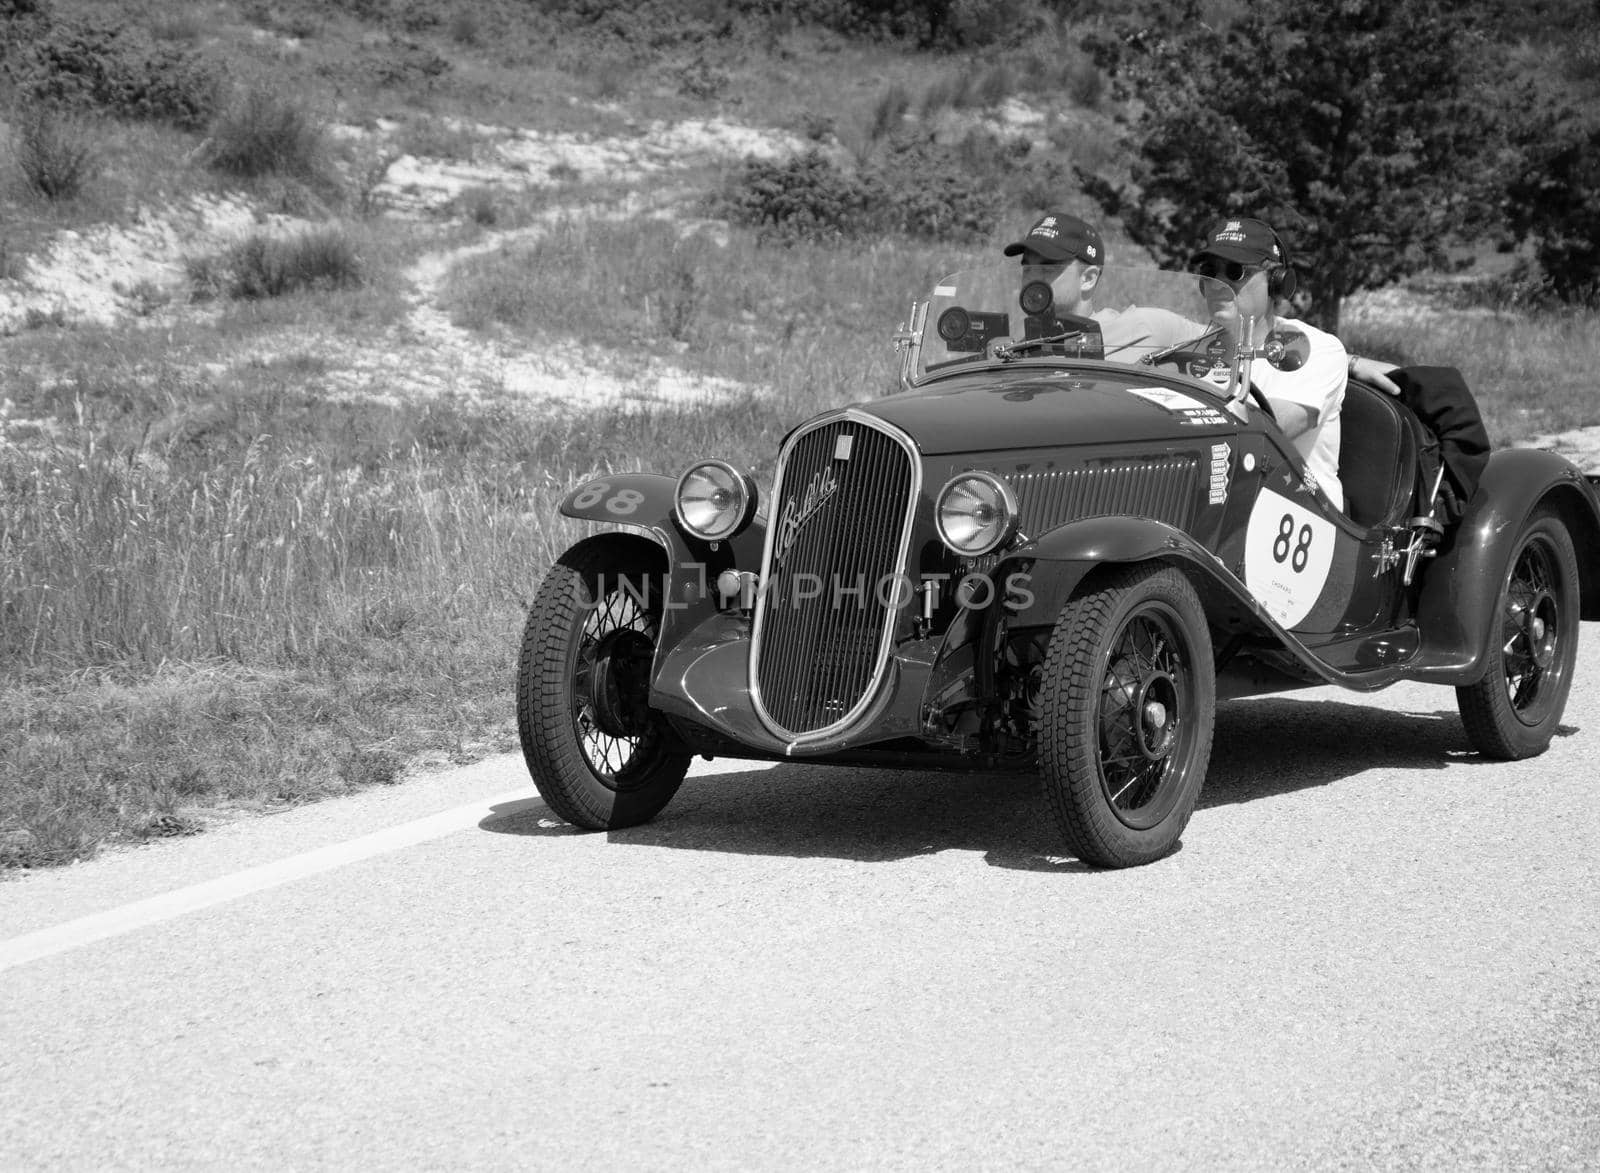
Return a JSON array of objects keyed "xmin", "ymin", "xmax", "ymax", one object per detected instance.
[{"xmin": 1264, "ymin": 223, "xmax": 1298, "ymax": 303}]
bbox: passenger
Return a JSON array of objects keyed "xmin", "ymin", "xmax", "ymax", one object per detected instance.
[
  {"xmin": 1000, "ymin": 211, "xmax": 1194, "ymax": 354},
  {"xmin": 1190, "ymin": 217, "xmax": 1346, "ymax": 511},
  {"xmin": 1000, "ymin": 211, "xmax": 1105, "ymax": 313}
]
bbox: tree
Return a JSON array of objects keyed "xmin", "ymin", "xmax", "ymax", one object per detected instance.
[
  {"xmin": 1506, "ymin": 121, "xmax": 1600, "ymax": 304},
  {"xmin": 1080, "ymin": 0, "xmax": 1535, "ymax": 331}
]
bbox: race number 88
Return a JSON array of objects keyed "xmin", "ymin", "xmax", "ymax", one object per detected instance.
[
  {"xmin": 1272, "ymin": 513, "xmax": 1313, "ymax": 572},
  {"xmin": 570, "ymin": 481, "xmax": 643, "ymax": 515}
]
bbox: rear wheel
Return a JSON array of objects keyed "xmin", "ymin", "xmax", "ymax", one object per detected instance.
[
  {"xmin": 516, "ymin": 536, "xmax": 691, "ymax": 829},
  {"xmin": 1039, "ymin": 565, "xmax": 1215, "ymax": 868},
  {"xmin": 1456, "ymin": 510, "xmax": 1579, "ymax": 760}
]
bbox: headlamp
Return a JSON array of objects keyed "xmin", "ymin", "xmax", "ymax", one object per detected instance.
[
  {"xmin": 674, "ymin": 460, "xmax": 758, "ymax": 542},
  {"xmin": 935, "ymin": 471, "xmax": 1019, "ymax": 557}
]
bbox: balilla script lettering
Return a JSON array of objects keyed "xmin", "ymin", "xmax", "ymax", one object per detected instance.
[{"xmin": 771, "ymin": 468, "xmax": 841, "ymax": 567}]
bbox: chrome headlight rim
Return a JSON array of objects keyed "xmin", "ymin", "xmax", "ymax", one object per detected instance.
[
  {"xmin": 674, "ymin": 459, "xmax": 759, "ymax": 542},
  {"xmin": 935, "ymin": 470, "xmax": 1019, "ymax": 558}
]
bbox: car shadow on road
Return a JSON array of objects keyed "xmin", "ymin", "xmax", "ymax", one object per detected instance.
[{"xmin": 480, "ymin": 698, "xmax": 1567, "ymax": 872}]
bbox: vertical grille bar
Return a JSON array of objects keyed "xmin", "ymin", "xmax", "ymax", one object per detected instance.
[{"xmin": 752, "ymin": 416, "xmax": 917, "ymax": 740}]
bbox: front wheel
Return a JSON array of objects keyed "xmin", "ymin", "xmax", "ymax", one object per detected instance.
[
  {"xmin": 1456, "ymin": 510, "xmax": 1580, "ymax": 760},
  {"xmin": 516, "ymin": 536, "xmax": 691, "ymax": 829},
  {"xmin": 1039, "ymin": 565, "xmax": 1215, "ymax": 868}
]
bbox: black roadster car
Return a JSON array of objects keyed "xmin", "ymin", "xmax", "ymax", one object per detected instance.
[{"xmin": 516, "ymin": 265, "xmax": 1600, "ymax": 867}]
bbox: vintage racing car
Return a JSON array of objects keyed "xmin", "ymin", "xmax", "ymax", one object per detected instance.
[{"xmin": 516, "ymin": 265, "xmax": 1600, "ymax": 867}]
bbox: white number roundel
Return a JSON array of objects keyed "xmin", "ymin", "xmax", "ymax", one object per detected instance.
[{"xmin": 1244, "ymin": 488, "xmax": 1335, "ymax": 628}]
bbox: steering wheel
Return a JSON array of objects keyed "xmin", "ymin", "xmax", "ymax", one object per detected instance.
[{"xmin": 1248, "ymin": 382, "xmax": 1278, "ymax": 422}]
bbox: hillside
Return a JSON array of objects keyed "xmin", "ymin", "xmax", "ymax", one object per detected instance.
[{"xmin": 2, "ymin": 0, "xmax": 1597, "ymax": 869}]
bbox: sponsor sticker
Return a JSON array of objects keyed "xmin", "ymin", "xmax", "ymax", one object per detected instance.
[
  {"xmin": 1209, "ymin": 443, "xmax": 1231, "ymax": 505},
  {"xmin": 1126, "ymin": 386, "xmax": 1229, "ymax": 427}
]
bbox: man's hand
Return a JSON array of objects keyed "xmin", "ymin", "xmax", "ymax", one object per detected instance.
[{"xmin": 1349, "ymin": 354, "xmax": 1402, "ymax": 396}]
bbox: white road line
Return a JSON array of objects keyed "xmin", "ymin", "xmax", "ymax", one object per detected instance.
[{"xmin": 1, "ymin": 758, "xmax": 776, "ymax": 974}]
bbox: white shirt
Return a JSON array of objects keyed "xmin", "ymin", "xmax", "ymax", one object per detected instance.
[{"xmin": 1251, "ymin": 317, "xmax": 1345, "ymax": 512}]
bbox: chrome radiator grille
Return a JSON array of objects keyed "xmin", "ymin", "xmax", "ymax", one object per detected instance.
[
  {"xmin": 1010, "ymin": 456, "xmax": 1199, "ymax": 534},
  {"xmin": 752, "ymin": 416, "xmax": 917, "ymax": 740}
]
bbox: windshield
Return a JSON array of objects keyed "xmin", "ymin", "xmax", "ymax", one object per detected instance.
[{"xmin": 907, "ymin": 264, "xmax": 1247, "ymax": 392}]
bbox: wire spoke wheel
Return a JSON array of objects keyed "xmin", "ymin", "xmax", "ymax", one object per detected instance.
[
  {"xmin": 1040, "ymin": 565, "xmax": 1215, "ymax": 868},
  {"xmin": 1457, "ymin": 509, "xmax": 1579, "ymax": 760},
  {"xmin": 517, "ymin": 537, "xmax": 692, "ymax": 830},
  {"xmin": 1097, "ymin": 614, "xmax": 1187, "ymax": 827},
  {"xmin": 571, "ymin": 589, "xmax": 662, "ymax": 788}
]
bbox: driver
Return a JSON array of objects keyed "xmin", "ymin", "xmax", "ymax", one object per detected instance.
[{"xmin": 1190, "ymin": 217, "xmax": 1346, "ymax": 511}]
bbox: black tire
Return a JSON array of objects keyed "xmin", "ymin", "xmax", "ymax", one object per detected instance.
[
  {"xmin": 516, "ymin": 536, "xmax": 691, "ymax": 830},
  {"xmin": 1456, "ymin": 509, "xmax": 1580, "ymax": 760},
  {"xmin": 1039, "ymin": 564, "xmax": 1215, "ymax": 868}
]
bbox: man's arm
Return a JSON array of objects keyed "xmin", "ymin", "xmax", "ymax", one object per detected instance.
[
  {"xmin": 1268, "ymin": 399, "xmax": 1318, "ymax": 439},
  {"xmin": 1263, "ymin": 326, "xmax": 1345, "ymax": 438}
]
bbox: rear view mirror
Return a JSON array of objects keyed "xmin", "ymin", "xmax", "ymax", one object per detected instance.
[{"xmin": 1263, "ymin": 328, "xmax": 1310, "ymax": 371}]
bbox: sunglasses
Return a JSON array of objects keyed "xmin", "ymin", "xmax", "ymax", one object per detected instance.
[{"xmin": 1192, "ymin": 258, "xmax": 1261, "ymax": 284}]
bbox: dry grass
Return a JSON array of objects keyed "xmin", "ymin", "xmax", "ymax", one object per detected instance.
[
  {"xmin": 0, "ymin": 313, "xmax": 898, "ymax": 866},
  {"xmin": 440, "ymin": 215, "xmax": 951, "ymax": 374},
  {"xmin": 1344, "ymin": 302, "xmax": 1600, "ymax": 445}
]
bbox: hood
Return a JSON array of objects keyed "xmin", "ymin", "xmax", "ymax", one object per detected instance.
[{"xmin": 860, "ymin": 367, "xmax": 1237, "ymax": 455}]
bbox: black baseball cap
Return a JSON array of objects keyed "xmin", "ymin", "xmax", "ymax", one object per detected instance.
[
  {"xmin": 1002, "ymin": 212, "xmax": 1104, "ymax": 265},
  {"xmin": 1190, "ymin": 217, "xmax": 1285, "ymax": 267}
]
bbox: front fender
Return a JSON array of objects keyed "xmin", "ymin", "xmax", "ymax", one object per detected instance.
[
  {"xmin": 1410, "ymin": 447, "xmax": 1600, "ymax": 681},
  {"xmin": 1000, "ymin": 515, "xmax": 1223, "ymax": 627},
  {"xmin": 558, "ymin": 472, "xmax": 768, "ymax": 649},
  {"xmin": 560, "ymin": 473, "xmax": 686, "ymax": 553}
]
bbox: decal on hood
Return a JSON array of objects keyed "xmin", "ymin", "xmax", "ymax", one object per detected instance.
[{"xmin": 1126, "ymin": 386, "xmax": 1229, "ymax": 427}]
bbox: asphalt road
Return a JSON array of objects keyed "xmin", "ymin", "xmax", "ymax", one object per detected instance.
[{"xmin": 3, "ymin": 644, "xmax": 1599, "ymax": 1169}]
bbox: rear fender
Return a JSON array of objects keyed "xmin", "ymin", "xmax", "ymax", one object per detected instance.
[
  {"xmin": 1411, "ymin": 448, "xmax": 1600, "ymax": 681},
  {"xmin": 558, "ymin": 472, "xmax": 767, "ymax": 648}
]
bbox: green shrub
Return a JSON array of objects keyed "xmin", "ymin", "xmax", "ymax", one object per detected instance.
[
  {"xmin": 0, "ymin": 236, "xmax": 25, "ymax": 280},
  {"xmin": 870, "ymin": 131, "xmax": 1000, "ymax": 240},
  {"xmin": 455, "ymin": 184, "xmax": 498, "ymax": 226},
  {"xmin": 447, "ymin": 10, "xmax": 480, "ymax": 46},
  {"xmin": 714, "ymin": 150, "xmax": 880, "ymax": 243},
  {"xmin": 198, "ymin": 228, "xmax": 364, "ymax": 300},
  {"xmin": 1063, "ymin": 48, "xmax": 1105, "ymax": 109},
  {"xmin": 10, "ymin": 103, "xmax": 98, "ymax": 199},
  {"xmin": 869, "ymin": 83, "xmax": 910, "ymax": 142},
  {"xmin": 797, "ymin": 111, "xmax": 836, "ymax": 143},
  {"xmin": 363, "ymin": 39, "xmax": 451, "ymax": 88},
  {"xmin": 675, "ymin": 51, "xmax": 729, "ymax": 99},
  {"xmin": 716, "ymin": 134, "xmax": 1000, "ymax": 246},
  {"xmin": 203, "ymin": 85, "xmax": 327, "ymax": 179},
  {"xmin": 394, "ymin": 115, "xmax": 484, "ymax": 161},
  {"xmin": 11, "ymin": 14, "xmax": 223, "ymax": 128},
  {"xmin": 151, "ymin": 11, "xmax": 204, "ymax": 42}
]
